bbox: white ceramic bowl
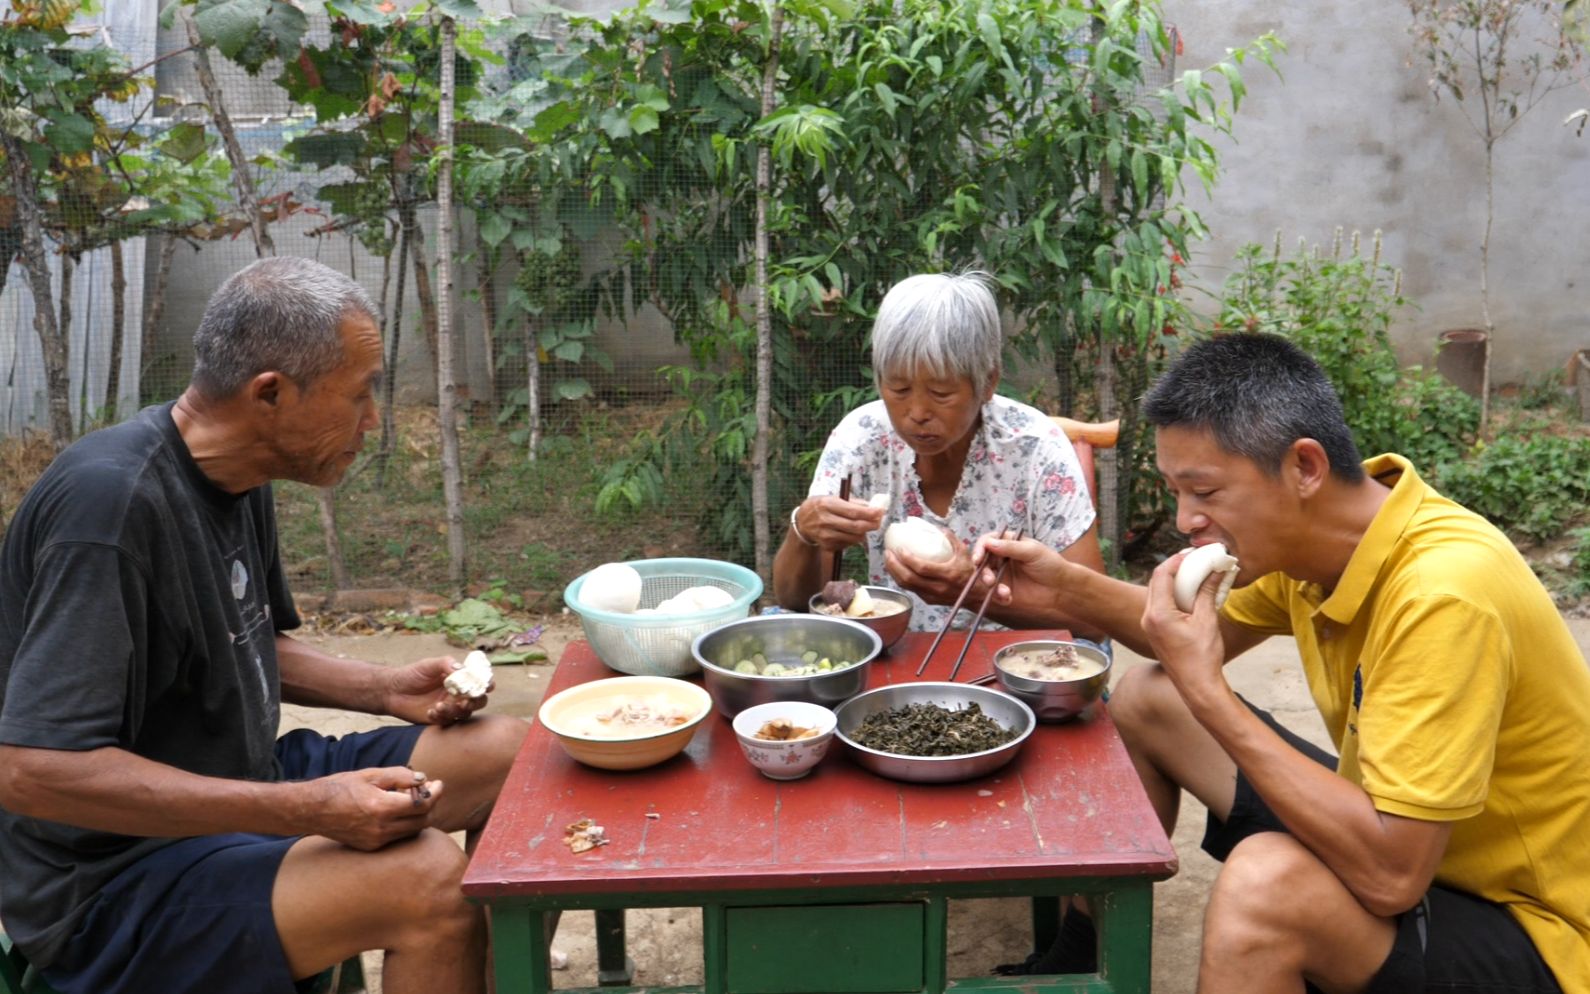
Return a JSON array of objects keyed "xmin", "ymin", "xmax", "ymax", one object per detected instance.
[
  {"xmin": 730, "ymin": 700, "xmax": 838, "ymax": 780},
  {"xmin": 537, "ymin": 675, "xmax": 712, "ymax": 771}
]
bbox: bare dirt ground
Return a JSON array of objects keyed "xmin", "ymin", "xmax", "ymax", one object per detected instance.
[{"xmin": 283, "ymin": 613, "xmax": 1590, "ymax": 992}]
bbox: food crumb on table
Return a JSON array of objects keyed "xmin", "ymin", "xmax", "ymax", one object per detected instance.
[{"xmin": 564, "ymin": 818, "xmax": 609, "ymax": 853}]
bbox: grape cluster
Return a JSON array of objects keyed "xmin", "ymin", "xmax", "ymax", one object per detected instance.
[
  {"xmin": 513, "ymin": 241, "xmax": 582, "ymax": 315},
  {"xmin": 352, "ymin": 182, "xmax": 394, "ymax": 256}
]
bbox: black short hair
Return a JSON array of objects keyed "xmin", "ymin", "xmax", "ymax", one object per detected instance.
[{"xmin": 1142, "ymin": 333, "xmax": 1366, "ymax": 482}]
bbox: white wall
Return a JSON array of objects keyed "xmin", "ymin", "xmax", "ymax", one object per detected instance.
[{"xmin": 1168, "ymin": 0, "xmax": 1589, "ymax": 382}]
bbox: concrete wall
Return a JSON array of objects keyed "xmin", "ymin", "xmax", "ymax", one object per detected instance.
[{"xmin": 1167, "ymin": 0, "xmax": 1589, "ymax": 383}]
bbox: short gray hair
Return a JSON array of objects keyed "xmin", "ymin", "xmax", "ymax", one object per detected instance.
[
  {"xmin": 870, "ymin": 272, "xmax": 1002, "ymax": 392},
  {"xmin": 191, "ymin": 257, "xmax": 378, "ymax": 399}
]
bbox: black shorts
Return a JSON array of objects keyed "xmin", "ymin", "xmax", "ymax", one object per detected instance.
[
  {"xmin": 41, "ymin": 724, "xmax": 425, "ymax": 994},
  {"xmin": 1202, "ymin": 703, "xmax": 1562, "ymax": 994}
]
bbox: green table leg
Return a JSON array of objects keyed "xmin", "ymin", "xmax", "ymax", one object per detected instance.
[
  {"xmin": 1094, "ymin": 884, "xmax": 1153, "ymax": 994},
  {"xmin": 702, "ymin": 904, "xmax": 728, "ymax": 994},
  {"xmin": 1030, "ymin": 894, "xmax": 1062, "ymax": 956},
  {"xmin": 492, "ymin": 907, "xmax": 553, "ymax": 994},
  {"xmin": 924, "ymin": 897, "xmax": 949, "ymax": 994},
  {"xmin": 594, "ymin": 909, "xmax": 634, "ymax": 986}
]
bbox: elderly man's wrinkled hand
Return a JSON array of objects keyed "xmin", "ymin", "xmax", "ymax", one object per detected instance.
[
  {"xmin": 304, "ymin": 767, "xmax": 442, "ymax": 850},
  {"xmin": 385, "ymin": 656, "xmax": 492, "ymax": 726}
]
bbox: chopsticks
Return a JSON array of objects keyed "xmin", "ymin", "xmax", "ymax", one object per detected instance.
[
  {"xmin": 914, "ymin": 526, "xmax": 1024, "ymax": 680},
  {"xmin": 830, "ymin": 477, "xmax": 852, "ymax": 583}
]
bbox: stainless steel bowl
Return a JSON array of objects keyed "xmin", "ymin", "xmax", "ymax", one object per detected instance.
[
  {"xmin": 833, "ymin": 682, "xmax": 1035, "ymax": 783},
  {"xmin": 692, "ymin": 615, "xmax": 883, "ymax": 718},
  {"xmin": 992, "ymin": 640, "xmax": 1111, "ymax": 722},
  {"xmin": 806, "ymin": 585, "xmax": 914, "ymax": 652}
]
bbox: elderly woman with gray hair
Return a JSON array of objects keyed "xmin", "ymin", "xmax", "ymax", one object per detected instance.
[{"xmin": 772, "ymin": 272, "xmax": 1106, "ymax": 636}]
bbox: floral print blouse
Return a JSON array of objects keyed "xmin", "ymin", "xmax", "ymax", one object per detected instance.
[{"xmin": 807, "ymin": 395, "xmax": 1096, "ymax": 632}]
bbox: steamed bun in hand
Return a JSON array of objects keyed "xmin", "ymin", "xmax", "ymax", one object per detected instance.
[{"xmin": 883, "ymin": 517, "xmax": 954, "ymax": 562}]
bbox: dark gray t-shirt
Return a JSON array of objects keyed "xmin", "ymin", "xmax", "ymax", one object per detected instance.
[{"xmin": 0, "ymin": 402, "xmax": 300, "ymax": 968}]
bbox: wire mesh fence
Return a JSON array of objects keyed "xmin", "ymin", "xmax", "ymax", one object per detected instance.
[{"xmin": 3, "ymin": 0, "xmax": 1202, "ymax": 590}]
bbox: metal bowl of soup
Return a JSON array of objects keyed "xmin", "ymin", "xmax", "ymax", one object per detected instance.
[{"xmin": 992, "ymin": 640, "xmax": 1111, "ymax": 722}]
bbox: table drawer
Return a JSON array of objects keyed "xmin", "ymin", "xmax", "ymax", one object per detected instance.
[{"xmin": 725, "ymin": 902, "xmax": 926, "ymax": 993}]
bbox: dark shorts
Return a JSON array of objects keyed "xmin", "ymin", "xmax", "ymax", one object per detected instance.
[
  {"xmin": 41, "ymin": 724, "xmax": 425, "ymax": 994},
  {"xmin": 1203, "ymin": 703, "xmax": 1562, "ymax": 994}
]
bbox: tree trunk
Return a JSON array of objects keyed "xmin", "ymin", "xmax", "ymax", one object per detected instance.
[
  {"xmin": 105, "ymin": 239, "xmax": 127, "ymax": 420},
  {"xmin": 377, "ymin": 217, "xmax": 412, "ymax": 488},
  {"xmin": 2, "ymin": 131, "xmax": 72, "ymax": 447},
  {"xmin": 1091, "ymin": 101, "xmax": 1123, "ymax": 568},
  {"xmin": 435, "ymin": 17, "xmax": 467, "ymax": 593},
  {"xmin": 1050, "ymin": 315, "xmax": 1076, "ymax": 415},
  {"xmin": 60, "ymin": 251, "xmax": 80, "ymax": 431},
  {"xmin": 1114, "ymin": 348, "xmax": 1152, "ymax": 565},
  {"xmin": 318, "ymin": 489, "xmax": 352, "ymax": 589},
  {"xmin": 141, "ymin": 234, "xmax": 178, "ymax": 387},
  {"xmin": 525, "ymin": 313, "xmax": 542, "ymax": 462},
  {"xmin": 1094, "ymin": 346, "xmax": 1120, "ymax": 571},
  {"xmin": 1478, "ymin": 138, "xmax": 1495, "ymax": 433},
  {"xmin": 185, "ymin": 12, "xmax": 274, "ymax": 257},
  {"xmin": 477, "ymin": 236, "xmax": 499, "ymax": 411},
  {"xmin": 0, "ymin": 220, "xmax": 18, "ymax": 303},
  {"xmin": 750, "ymin": 4, "xmax": 785, "ymax": 581},
  {"xmin": 400, "ymin": 201, "xmax": 441, "ymax": 375}
]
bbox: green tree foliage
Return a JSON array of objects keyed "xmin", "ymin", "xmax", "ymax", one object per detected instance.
[
  {"xmin": 2, "ymin": 0, "xmax": 233, "ymax": 442},
  {"xmin": 1217, "ymin": 231, "xmax": 1480, "ymax": 471},
  {"xmin": 491, "ymin": 0, "xmax": 1278, "ymax": 562}
]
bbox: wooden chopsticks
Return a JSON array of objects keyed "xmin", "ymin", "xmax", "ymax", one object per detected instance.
[
  {"xmin": 830, "ymin": 477, "xmax": 852, "ymax": 583},
  {"xmin": 914, "ymin": 526, "xmax": 1024, "ymax": 680}
]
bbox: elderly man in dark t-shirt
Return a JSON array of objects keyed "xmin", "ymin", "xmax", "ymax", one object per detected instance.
[{"xmin": 0, "ymin": 257, "xmax": 528, "ymax": 994}]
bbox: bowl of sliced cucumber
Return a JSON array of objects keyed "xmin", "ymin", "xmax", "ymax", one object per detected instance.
[{"xmin": 690, "ymin": 614, "xmax": 883, "ymax": 719}]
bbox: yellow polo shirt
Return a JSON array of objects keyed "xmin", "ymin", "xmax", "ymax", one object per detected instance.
[{"xmin": 1222, "ymin": 453, "xmax": 1590, "ymax": 990}]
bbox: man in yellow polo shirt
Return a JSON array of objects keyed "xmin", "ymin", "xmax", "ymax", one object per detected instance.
[{"xmin": 981, "ymin": 333, "xmax": 1588, "ymax": 992}]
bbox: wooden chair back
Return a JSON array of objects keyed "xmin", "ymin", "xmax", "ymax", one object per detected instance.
[{"xmin": 1049, "ymin": 417, "xmax": 1120, "ymax": 506}]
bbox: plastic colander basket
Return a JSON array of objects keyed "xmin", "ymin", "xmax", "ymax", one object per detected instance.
[{"xmin": 564, "ymin": 558, "xmax": 764, "ymax": 677}]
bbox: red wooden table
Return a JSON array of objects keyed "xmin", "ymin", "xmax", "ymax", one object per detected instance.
[{"xmin": 464, "ymin": 630, "xmax": 1177, "ymax": 994}]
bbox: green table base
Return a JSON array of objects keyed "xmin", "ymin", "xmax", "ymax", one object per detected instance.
[{"xmin": 489, "ymin": 881, "xmax": 1153, "ymax": 994}]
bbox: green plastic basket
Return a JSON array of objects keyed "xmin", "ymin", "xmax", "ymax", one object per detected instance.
[{"xmin": 564, "ymin": 558, "xmax": 764, "ymax": 677}]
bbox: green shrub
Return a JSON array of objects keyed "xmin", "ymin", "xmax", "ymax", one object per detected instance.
[
  {"xmin": 1217, "ymin": 232, "xmax": 1478, "ymax": 470},
  {"xmin": 1435, "ymin": 434, "xmax": 1590, "ymax": 543},
  {"xmin": 1571, "ymin": 527, "xmax": 1590, "ymax": 598}
]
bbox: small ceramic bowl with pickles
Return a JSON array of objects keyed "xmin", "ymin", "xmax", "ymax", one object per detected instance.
[{"xmin": 731, "ymin": 700, "xmax": 838, "ymax": 780}]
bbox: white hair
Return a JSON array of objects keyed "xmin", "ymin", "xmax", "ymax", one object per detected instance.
[{"xmin": 869, "ymin": 272, "xmax": 1002, "ymax": 392}]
